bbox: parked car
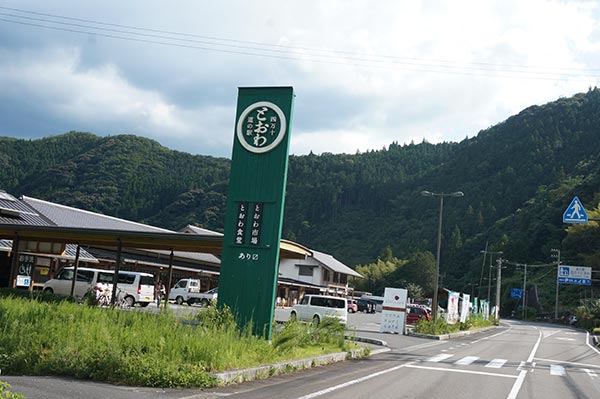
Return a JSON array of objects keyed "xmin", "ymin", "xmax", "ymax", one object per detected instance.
[
  {"xmin": 42, "ymin": 267, "xmax": 155, "ymax": 307},
  {"xmin": 356, "ymin": 298, "xmax": 376, "ymax": 313},
  {"xmin": 406, "ymin": 304, "xmax": 432, "ymax": 324},
  {"xmin": 168, "ymin": 278, "xmax": 218, "ymax": 306},
  {"xmin": 290, "ymin": 294, "xmax": 347, "ymax": 325},
  {"xmin": 347, "ymin": 299, "xmax": 358, "ymax": 313}
]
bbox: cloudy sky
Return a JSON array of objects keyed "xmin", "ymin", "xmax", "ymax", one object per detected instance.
[{"xmin": 1, "ymin": 1, "xmax": 599, "ymax": 158}]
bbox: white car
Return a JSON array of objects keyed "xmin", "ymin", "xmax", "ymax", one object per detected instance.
[
  {"xmin": 43, "ymin": 267, "xmax": 155, "ymax": 307},
  {"xmin": 290, "ymin": 294, "xmax": 347, "ymax": 325}
]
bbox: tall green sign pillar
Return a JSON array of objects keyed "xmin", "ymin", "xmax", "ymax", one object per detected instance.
[{"xmin": 218, "ymin": 87, "xmax": 295, "ymax": 338}]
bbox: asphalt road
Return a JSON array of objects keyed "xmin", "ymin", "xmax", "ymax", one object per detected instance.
[{"xmin": 3, "ymin": 314, "xmax": 600, "ymax": 399}]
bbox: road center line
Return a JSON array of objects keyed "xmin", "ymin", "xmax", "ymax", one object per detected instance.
[
  {"xmin": 527, "ymin": 329, "xmax": 543, "ymax": 363},
  {"xmin": 405, "ymin": 364, "xmax": 517, "ymax": 379},
  {"xmin": 507, "ymin": 370, "xmax": 527, "ymax": 399},
  {"xmin": 506, "ymin": 327, "xmax": 542, "ymax": 399},
  {"xmin": 293, "ymin": 362, "xmax": 413, "ymax": 399}
]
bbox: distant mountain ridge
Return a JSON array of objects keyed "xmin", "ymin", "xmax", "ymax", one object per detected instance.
[{"xmin": 1, "ymin": 89, "xmax": 600, "ymax": 303}]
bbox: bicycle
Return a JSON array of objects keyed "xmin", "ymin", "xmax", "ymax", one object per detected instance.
[{"xmin": 91, "ymin": 285, "xmax": 131, "ymax": 309}]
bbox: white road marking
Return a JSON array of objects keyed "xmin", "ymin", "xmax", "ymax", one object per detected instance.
[
  {"xmin": 583, "ymin": 368, "xmax": 598, "ymax": 379},
  {"xmin": 555, "ymin": 337, "xmax": 575, "ymax": 341},
  {"xmin": 527, "ymin": 329, "xmax": 543, "ymax": 362},
  {"xmin": 294, "ymin": 362, "xmax": 414, "ymax": 399},
  {"xmin": 543, "ymin": 329, "xmax": 560, "ymax": 338},
  {"xmin": 507, "ymin": 370, "xmax": 527, "ymax": 399},
  {"xmin": 455, "ymin": 356, "xmax": 479, "ymax": 366},
  {"xmin": 507, "ymin": 327, "xmax": 542, "ymax": 399},
  {"xmin": 406, "ymin": 364, "xmax": 517, "ymax": 379},
  {"xmin": 486, "ymin": 359, "xmax": 508, "ymax": 369},
  {"xmin": 427, "ymin": 353, "xmax": 454, "ymax": 363},
  {"xmin": 471, "ymin": 326, "xmax": 512, "ymax": 344},
  {"xmin": 517, "ymin": 361, "xmax": 526, "ymax": 371},
  {"xmin": 586, "ymin": 331, "xmax": 600, "ymax": 355},
  {"xmin": 550, "ymin": 365, "xmax": 566, "ymax": 376},
  {"xmin": 534, "ymin": 358, "xmax": 600, "ymax": 369}
]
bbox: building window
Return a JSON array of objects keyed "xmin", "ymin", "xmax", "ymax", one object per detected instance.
[
  {"xmin": 323, "ymin": 269, "xmax": 330, "ymax": 282},
  {"xmin": 298, "ymin": 266, "xmax": 314, "ymax": 277}
]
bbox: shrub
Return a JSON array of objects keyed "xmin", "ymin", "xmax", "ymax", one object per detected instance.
[
  {"xmin": 0, "ymin": 381, "xmax": 24, "ymax": 399},
  {"xmin": 415, "ymin": 316, "xmax": 493, "ymax": 335}
]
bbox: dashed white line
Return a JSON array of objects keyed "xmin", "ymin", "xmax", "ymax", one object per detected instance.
[
  {"xmin": 427, "ymin": 353, "xmax": 454, "ymax": 363},
  {"xmin": 454, "ymin": 356, "xmax": 479, "ymax": 366},
  {"xmin": 486, "ymin": 359, "xmax": 508, "ymax": 369},
  {"xmin": 550, "ymin": 365, "xmax": 566, "ymax": 376}
]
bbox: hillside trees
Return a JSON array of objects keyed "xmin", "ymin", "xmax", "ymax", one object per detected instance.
[{"xmin": 1, "ymin": 89, "xmax": 600, "ymax": 311}]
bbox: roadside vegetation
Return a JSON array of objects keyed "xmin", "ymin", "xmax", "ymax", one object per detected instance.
[
  {"xmin": 575, "ymin": 299, "xmax": 600, "ymax": 331},
  {"xmin": 414, "ymin": 316, "xmax": 494, "ymax": 335},
  {"xmin": 0, "ymin": 292, "xmax": 358, "ymax": 388},
  {"xmin": 0, "ymin": 381, "xmax": 24, "ymax": 399}
]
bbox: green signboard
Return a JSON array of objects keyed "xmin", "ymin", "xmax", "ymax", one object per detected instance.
[{"xmin": 218, "ymin": 87, "xmax": 295, "ymax": 338}]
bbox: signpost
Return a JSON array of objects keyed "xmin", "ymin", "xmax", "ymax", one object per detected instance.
[
  {"xmin": 218, "ymin": 87, "xmax": 295, "ymax": 339},
  {"xmin": 510, "ymin": 288, "xmax": 523, "ymax": 299},
  {"xmin": 380, "ymin": 287, "xmax": 407, "ymax": 334},
  {"xmin": 557, "ymin": 265, "xmax": 592, "ymax": 285},
  {"xmin": 563, "ymin": 196, "xmax": 588, "ymax": 224}
]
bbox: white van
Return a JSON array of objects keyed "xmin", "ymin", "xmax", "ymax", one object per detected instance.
[
  {"xmin": 290, "ymin": 294, "xmax": 347, "ymax": 325},
  {"xmin": 43, "ymin": 267, "xmax": 154, "ymax": 307}
]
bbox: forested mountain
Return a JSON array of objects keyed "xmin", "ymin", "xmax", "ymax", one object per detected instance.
[{"xmin": 1, "ymin": 88, "xmax": 600, "ymax": 315}]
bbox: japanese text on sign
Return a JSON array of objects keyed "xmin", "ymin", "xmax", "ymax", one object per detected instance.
[
  {"xmin": 238, "ymin": 253, "xmax": 259, "ymax": 261},
  {"xmin": 234, "ymin": 202, "xmax": 249, "ymax": 245},
  {"xmin": 250, "ymin": 202, "xmax": 263, "ymax": 246}
]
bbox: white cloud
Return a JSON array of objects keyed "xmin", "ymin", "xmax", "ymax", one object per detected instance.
[{"xmin": 0, "ymin": 0, "xmax": 599, "ymax": 157}]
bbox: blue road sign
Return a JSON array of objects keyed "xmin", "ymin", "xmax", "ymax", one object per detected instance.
[
  {"xmin": 510, "ymin": 288, "xmax": 523, "ymax": 299},
  {"xmin": 563, "ymin": 196, "xmax": 588, "ymax": 224},
  {"xmin": 557, "ymin": 265, "xmax": 592, "ymax": 285},
  {"xmin": 558, "ymin": 277, "xmax": 591, "ymax": 285}
]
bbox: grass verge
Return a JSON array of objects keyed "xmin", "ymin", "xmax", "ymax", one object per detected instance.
[{"xmin": 0, "ymin": 293, "xmax": 359, "ymax": 388}]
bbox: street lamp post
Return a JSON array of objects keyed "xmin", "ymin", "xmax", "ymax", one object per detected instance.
[{"xmin": 421, "ymin": 190, "xmax": 464, "ymax": 321}]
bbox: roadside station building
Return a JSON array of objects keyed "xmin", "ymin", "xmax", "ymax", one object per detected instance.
[{"xmin": 0, "ymin": 190, "xmax": 361, "ymax": 304}]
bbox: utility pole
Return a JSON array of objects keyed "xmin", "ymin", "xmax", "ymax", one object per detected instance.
[
  {"xmin": 551, "ymin": 248, "xmax": 561, "ymax": 320},
  {"xmin": 478, "ymin": 242, "xmax": 488, "ymax": 299},
  {"xmin": 485, "ymin": 250, "xmax": 503, "ymax": 302},
  {"xmin": 522, "ymin": 264, "xmax": 527, "ymax": 319},
  {"xmin": 495, "ymin": 257, "xmax": 502, "ymax": 321}
]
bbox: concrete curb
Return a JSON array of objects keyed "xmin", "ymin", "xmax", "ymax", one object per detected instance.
[
  {"xmin": 345, "ymin": 334, "xmax": 388, "ymax": 347},
  {"xmin": 407, "ymin": 325, "xmax": 497, "ymax": 340},
  {"xmin": 214, "ymin": 335, "xmax": 386, "ymax": 385}
]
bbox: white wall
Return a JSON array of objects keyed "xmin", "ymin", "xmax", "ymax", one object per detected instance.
[{"xmin": 278, "ymin": 257, "xmax": 323, "ymax": 286}]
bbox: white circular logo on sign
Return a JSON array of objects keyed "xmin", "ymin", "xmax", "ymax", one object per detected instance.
[{"xmin": 236, "ymin": 101, "xmax": 287, "ymax": 154}]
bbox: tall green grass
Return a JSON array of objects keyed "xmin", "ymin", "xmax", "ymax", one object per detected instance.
[{"xmin": 0, "ymin": 294, "xmax": 353, "ymax": 388}]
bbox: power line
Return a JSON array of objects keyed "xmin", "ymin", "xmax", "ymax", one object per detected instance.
[
  {"xmin": 2, "ymin": 5, "xmax": 598, "ymax": 75},
  {"xmin": 1, "ymin": 6, "xmax": 599, "ymax": 82}
]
